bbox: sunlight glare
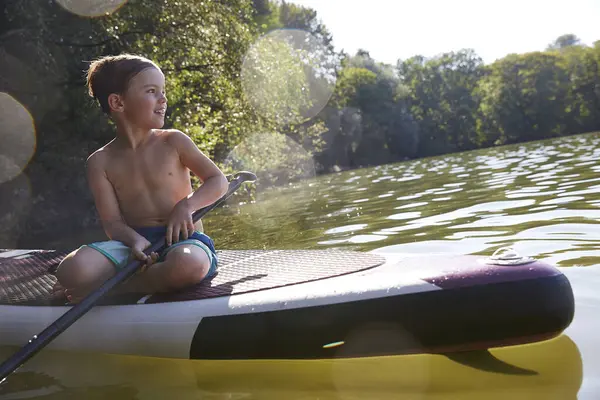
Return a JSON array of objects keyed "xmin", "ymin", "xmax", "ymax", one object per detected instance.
[
  {"xmin": 224, "ymin": 132, "xmax": 316, "ymax": 191},
  {"xmin": 0, "ymin": 93, "xmax": 36, "ymax": 185},
  {"xmin": 241, "ymin": 29, "xmax": 337, "ymax": 126},
  {"xmin": 55, "ymin": 0, "xmax": 127, "ymax": 17}
]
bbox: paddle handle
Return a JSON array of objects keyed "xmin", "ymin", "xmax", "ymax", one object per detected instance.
[{"xmin": 0, "ymin": 171, "xmax": 256, "ymax": 382}]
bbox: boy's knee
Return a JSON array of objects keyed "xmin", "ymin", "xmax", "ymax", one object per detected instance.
[
  {"xmin": 56, "ymin": 253, "xmax": 81, "ymax": 286},
  {"xmin": 167, "ymin": 247, "xmax": 210, "ymax": 287},
  {"xmin": 176, "ymin": 260, "xmax": 210, "ymax": 287},
  {"xmin": 56, "ymin": 247, "xmax": 115, "ymax": 288},
  {"xmin": 187, "ymin": 260, "xmax": 210, "ymax": 284}
]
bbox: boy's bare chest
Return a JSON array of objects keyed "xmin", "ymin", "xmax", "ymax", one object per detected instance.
[{"xmin": 106, "ymin": 144, "xmax": 187, "ymax": 194}]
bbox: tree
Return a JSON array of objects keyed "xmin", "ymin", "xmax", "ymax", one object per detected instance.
[
  {"xmin": 398, "ymin": 49, "xmax": 484, "ymax": 156},
  {"xmin": 317, "ymin": 51, "xmax": 418, "ymax": 169},
  {"xmin": 559, "ymin": 45, "xmax": 600, "ymax": 133},
  {"xmin": 547, "ymin": 34, "xmax": 582, "ymax": 50},
  {"xmin": 475, "ymin": 52, "xmax": 570, "ymax": 145}
]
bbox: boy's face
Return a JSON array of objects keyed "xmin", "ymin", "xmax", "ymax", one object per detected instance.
[{"xmin": 120, "ymin": 66, "xmax": 167, "ymax": 129}]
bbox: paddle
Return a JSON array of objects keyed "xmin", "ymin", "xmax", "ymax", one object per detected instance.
[{"xmin": 0, "ymin": 171, "xmax": 257, "ymax": 382}]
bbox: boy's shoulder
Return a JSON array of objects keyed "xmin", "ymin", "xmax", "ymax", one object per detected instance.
[
  {"xmin": 86, "ymin": 142, "xmax": 113, "ymax": 167},
  {"xmin": 155, "ymin": 128, "xmax": 189, "ymax": 140},
  {"xmin": 154, "ymin": 128, "xmax": 195, "ymax": 148}
]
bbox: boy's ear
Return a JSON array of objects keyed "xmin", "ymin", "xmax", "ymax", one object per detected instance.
[{"xmin": 107, "ymin": 93, "xmax": 125, "ymax": 113}]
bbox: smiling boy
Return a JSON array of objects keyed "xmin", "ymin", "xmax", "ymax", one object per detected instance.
[{"xmin": 53, "ymin": 54, "xmax": 228, "ymax": 303}]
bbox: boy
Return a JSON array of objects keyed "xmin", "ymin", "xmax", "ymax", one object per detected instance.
[{"xmin": 52, "ymin": 54, "xmax": 228, "ymax": 303}]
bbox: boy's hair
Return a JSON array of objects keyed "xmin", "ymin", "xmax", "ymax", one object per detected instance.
[{"xmin": 86, "ymin": 54, "xmax": 160, "ymax": 114}]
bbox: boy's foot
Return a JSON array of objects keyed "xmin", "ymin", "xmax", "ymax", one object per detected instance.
[
  {"xmin": 50, "ymin": 281, "xmax": 85, "ymax": 304},
  {"xmin": 50, "ymin": 252, "xmax": 160, "ymax": 304},
  {"xmin": 64, "ymin": 288, "xmax": 85, "ymax": 304},
  {"xmin": 51, "ymin": 281, "xmax": 67, "ymax": 301}
]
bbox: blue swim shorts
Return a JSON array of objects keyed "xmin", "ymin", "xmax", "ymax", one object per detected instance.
[{"xmin": 85, "ymin": 226, "xmax": 218, "ymax": 278}]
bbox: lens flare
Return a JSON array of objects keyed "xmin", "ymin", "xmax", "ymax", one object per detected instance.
[
  {"xmin": 0, "ymin": 93, "xmax": 36, "ymax": 185},
  {"xmin": 55, "ymin": 0, "xmax": 127, "ymax": 17},
  {"xmin": 241, "ymin": 29, "xmax": 337, "ymax": 126},
  {"xmin": 224, "ymin": 132, "xmax": 315, "ymax": 190},
  {"xmin": 223, "ymin": 132, "xmax": 317, "ymax": 230}
]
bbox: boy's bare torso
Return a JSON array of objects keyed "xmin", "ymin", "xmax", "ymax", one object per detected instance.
[{"xmin": 93, "ymin": 129, "xmax": 193, "ymax": 228}]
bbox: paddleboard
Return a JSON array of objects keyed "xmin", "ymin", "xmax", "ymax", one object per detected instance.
[{"xmin": 0, "ymin": 247, "xmax": 574, "ymax": 360}]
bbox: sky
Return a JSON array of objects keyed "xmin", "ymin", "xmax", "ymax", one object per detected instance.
[{"xmin": 288, "ymin": 0, "xmax": 600, "ymax": 65}]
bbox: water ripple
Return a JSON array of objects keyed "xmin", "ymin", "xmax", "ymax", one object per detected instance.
[{"xmin": 208, "ymin": 132, "xmax": 600, "ymax": 267}]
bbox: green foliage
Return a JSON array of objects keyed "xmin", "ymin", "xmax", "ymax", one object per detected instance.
[
  {"xmin": 559, "ymin": 45, "xmax": 600, "ymax": 133},
  {"xmin": 475, "ymin": 52, "xmax": 570, "ymax": 145},
  {"xmin": 253, "ymin": 0, "xmax": 282, "ymax": 33},
  {"xmin": 241, "ymin": 29, "xmax": 328, "ymax": 126},
  {"xmin": 315, "ymin": 51, "xmax": 419, "ymax": 170},
  {"xmin": 398, "ymin": 49, "xmax": 484, "ymax": 155},
  {"xmin": 332, "ymin": 67, "xmax": 378, "ymax": 106}
]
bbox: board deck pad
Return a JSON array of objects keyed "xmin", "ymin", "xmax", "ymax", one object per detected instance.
[{"xmin": 0, "ymin": 249, "xmax": 386, "ymax": 306}]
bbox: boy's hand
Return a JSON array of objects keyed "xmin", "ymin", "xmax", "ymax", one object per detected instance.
[
  {"xmin": 166, "ymin": 198, "xmax": 195, "ymax": 246},
  {"xmin": 131, "ymin": 237, "xmax": 152, "ymax": 262}
]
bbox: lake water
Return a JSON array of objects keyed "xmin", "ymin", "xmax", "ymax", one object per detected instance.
[
  {"xmin": 209, "ymin": 130, "xmax": 600, "ymax": 268},
  {"xmin": 2, "ymin": 131, "xmax": 600, "ymax": 399}
]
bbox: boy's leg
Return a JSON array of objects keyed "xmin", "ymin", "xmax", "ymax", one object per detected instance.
[
  {"xmin": 52, "ymin": 246, "xmax": 117, "ymax": 302},
  {"xmin": 116, "ymin": 244, "xmax": 212, "ymax": 295}
]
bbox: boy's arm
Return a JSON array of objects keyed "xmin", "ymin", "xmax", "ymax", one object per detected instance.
[
  {"xmin": 86, "ymin": 152, "xmax": 145, "ymax": 248},
  {"xmin": 169, "ymin": 130, "xmax": 229, "ymax": 211}
]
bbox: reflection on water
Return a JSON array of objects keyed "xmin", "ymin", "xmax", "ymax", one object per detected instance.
[
  {"xmin": 3, "ymin": 132, "xmax": 600, "ymax": 398},
  {"xmin": 207, "ymin": 132, "xmax": 600, "ymax": 268},
  {"xmin": 0, "ymin": 334, "xmax": 583, "ymax": 399}
]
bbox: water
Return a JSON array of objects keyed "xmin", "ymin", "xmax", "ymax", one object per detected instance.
[
  {"xmin": 208, "ymin": 131, "xmax": 600, "ymax": 268},
  {"xmin": 2, "ymin": 131, "xmax": 600, "ymax": 398}
]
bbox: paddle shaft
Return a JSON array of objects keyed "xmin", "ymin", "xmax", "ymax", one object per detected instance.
[{"xmin": 0, "ymin": 171, "xmax": 256, "ymax": 382}]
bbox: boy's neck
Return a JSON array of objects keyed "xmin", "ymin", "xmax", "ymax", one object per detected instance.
[{"xmin": 113, "ymin": 122, "xmax": 153, "ymax": 150}]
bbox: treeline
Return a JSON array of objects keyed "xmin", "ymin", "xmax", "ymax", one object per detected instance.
[
  {"xmin": 0, "ymin": 0, "xmax": 599, "ymax": 246},
  {"xmin": 323, "ymin": 34, "xmax": 600, "ymax": 168}
]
